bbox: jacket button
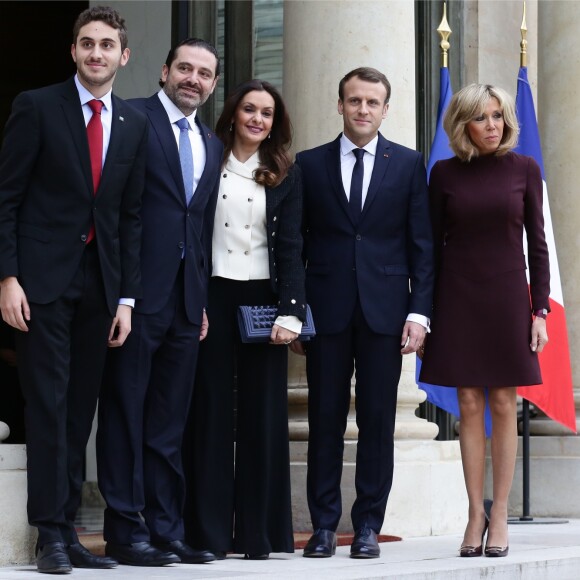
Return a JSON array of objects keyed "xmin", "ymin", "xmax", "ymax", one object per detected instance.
[
  {"xmin": 223, "ymin": 173, "xmax": 227, "ymax": 178},
  {"xmin": 272, "ymin": 232, "xmax": 276, "ymax": 237},
  {"xmin": 244, "ymin": 250, "xmax": 249, "ymax": 255},
  {"xmin": 228, "ymin": 249, "xmax": 233, "ymax": 253},
  {"xmin": 273, "ymin": 216, "xmax": 277, "ymax": 221},
  {"xmin": 178, "ymin": 242, "xmax": 185, "ymax": 249},
  {"xmin": 225, "ymin": 223, "xmax": 229, "ymax": 227},
  {"xmin": 80, "ymin": 234, "xmax": 87, "ymax": 242},
  {"xmin": 356, "ymin": 234, "xmax": 362, "ymax": 241},
  {"xmin": 245, "ymin": 225, "xmax": 250, "ymax": 229},
  {"xmin": 248, "ymin": 198, "xmax": 253, "ymax": 202},
  {"xmin": 223, "ymin": 194, "xmax": 227, "ymax": 199}
]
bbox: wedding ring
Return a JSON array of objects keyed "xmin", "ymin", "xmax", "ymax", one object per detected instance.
[{"xmin": 284, "ymin": 340, "xmax": 291, "ymax": 344}]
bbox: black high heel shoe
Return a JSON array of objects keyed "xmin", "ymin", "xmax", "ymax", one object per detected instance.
[
  {"xmin": 244, "ymin": 553, "xmax": 269, "ymax": 560},
  {"xmin": 459, "ymin": 515, "xmax": 489, "ymax": 558},
  {"xmin": 484, "ymin": 544, "xmax": 509, "ymax": 557}
]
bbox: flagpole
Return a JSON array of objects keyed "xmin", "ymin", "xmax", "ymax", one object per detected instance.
[
  {"xmin": 437, "ymin": 1, "xmax": 451, "ymax": 68},
  {"xmin": 508, "ymin": 0, "xmax": 566, "ymax": 527},
  {"xmin": 519, "ymin": 2, "xmax": 533, "ymax": 522}
]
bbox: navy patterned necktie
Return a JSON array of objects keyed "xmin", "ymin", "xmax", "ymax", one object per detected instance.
[{"xmin": 349, "ymin": 148, "xmax": 365, "ymax": 221}]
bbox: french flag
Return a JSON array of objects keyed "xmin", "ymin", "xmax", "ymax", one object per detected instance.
[{"xmin": 514, "ymin": 66, "xmax": 576, "ymax": 433}]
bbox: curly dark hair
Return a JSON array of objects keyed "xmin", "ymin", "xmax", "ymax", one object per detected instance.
[
  {"xmin": 73, "ymin": 6, "xmax": 128, "ymax": 51},
  {"xmin": 215, "ymin": 80, "xmax": 292, "ymax": 188}
]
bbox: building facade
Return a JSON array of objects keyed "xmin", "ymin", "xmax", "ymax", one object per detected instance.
[{"xmin": 1, "ymin": 0, "xmax": 580, "ymax": 565}]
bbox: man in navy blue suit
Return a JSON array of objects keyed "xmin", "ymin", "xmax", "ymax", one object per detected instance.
[
  {"xmin": 97, "ymin": 38, "xmax": 223, "ymax": 567},
  {"xmin": 294, "ymin": 67, "xmax": 434, "ymax": 559}
]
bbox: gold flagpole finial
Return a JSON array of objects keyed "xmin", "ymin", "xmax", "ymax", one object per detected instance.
[
  {"xmin": 520, "ymin": 0, "xmax": 528, "ymax": 68},
  {"xmin": 437, "ymin": 1, "xmax": 452, "ymax": 68}
]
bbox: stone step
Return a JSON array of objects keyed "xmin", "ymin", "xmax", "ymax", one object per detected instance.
[{"xmin": 2, "ymin": 519, "xmax": 580, "ymax": 579}]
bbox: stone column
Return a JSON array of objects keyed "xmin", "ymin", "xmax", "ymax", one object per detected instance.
[
  {"xmin": 284, "ymin": 0, "xmax": 466, "ymax": 537},
  {"xmin": 0, "ymin": 424, "xmax": 35, "ymax": 565},
  {"xmin": 538, "ymin": 0, "xmax": 580, "ymax": 432}
]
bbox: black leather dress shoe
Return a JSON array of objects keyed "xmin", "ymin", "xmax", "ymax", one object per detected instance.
[
  {"xmin": 67, "ymin": 543, "xmax": 118, "ymax": 569},
  {"xmin": 303, "ymin": 529, "xmax": 337, "ymax": 558},
  {"xmin": 350, "ymin": 527, "xmax": 380, "ymax": 559},
  {"xmin": 244, "ymin": 553, "xmax": 269, "ymax": 560},
  {"xmin": 211, "ymin": 551, "xmax": 227, "ymax": 560},
  {"xmin": 105, "ymin": 541, "xmax": 180, "ymax": 566},
  {"xmin": 154, "ymin": 540, "xmax": 215, "ymax": 564},
  {"xmin": 37, "ymin": 542, "xmax": 72, "ymax": 574}
]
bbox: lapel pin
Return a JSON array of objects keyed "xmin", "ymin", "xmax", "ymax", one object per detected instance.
[
  {"xmin": 119, "ymin": 116, "xmax": 125, "ymax": 122},
  {"xmin": 207, "ymin": 132, "xmax": 212, "ymax": 138},
  {"xmin": 384, "ymin": 153, "xmax": 389, "ymax": 158}
]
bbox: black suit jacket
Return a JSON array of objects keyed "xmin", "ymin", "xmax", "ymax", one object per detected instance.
[
  {"xmin": 0, "ymin": 77, "xmax": 147, "ymax": 315},
  {"xmin": 264, "ymin": 164, "xmax": 307, "ymax": 320},
  {"xmin": 127, "ymin": 94, "xmax": 223, "ymax": 324},
  {"xmin": 296, "ymin": 133, "xmax": 434, "ymax": 336}
]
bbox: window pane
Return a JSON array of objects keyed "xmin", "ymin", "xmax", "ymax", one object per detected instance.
[{"xmin": 254, "ymin": 0, "xmax": 283, "ymax": 90}]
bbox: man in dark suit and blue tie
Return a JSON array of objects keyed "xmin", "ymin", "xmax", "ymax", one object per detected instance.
[
  {"xmin": 97, "ymin": 38, "xmax": 223, "ymax": 567},
  {"xmin": 294, "ymin": 67, "xmax": 434, "ymax": 559},
  {"xmin": 0, "ymin": 6, "xmax": 147, "ymax": 574}
]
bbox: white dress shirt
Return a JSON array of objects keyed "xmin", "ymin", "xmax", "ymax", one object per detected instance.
[
  {"xmin": 339, "ymin": 133, "xmax": 429, "ymax": 331},
  {"xmin": 75, "ymin": 75, "xmax": 112, "ymax": 166}
]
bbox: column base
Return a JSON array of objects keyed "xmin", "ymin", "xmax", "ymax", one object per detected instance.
[
  {"xmin": 0, "ymin": 444, "xmax": 36, "ymax": 565},
  {"xmin": 291, "ymin": 439, "xmax": 467, "ymax": 536},
  {"xmin": 486, "ymin": 435, "xmax": 580, "ymax": 517}
]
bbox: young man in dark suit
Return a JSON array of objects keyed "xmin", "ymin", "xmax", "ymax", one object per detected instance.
[
  {"xmin": 0, "ymin": 6, "xmax": 147, "ymax": 574},
  {"xmin": 294, "ymin": 67, "xmax": 434, "ymax": 559},
  {"xmin": 96, "ymin": 39, "xmax": 223, "ymax": 567}
]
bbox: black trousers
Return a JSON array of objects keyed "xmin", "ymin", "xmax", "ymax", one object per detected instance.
[
  {"xmin": 17, "ymin": 243, "xmax": 112, "ymax": 546},
  {"xmin": 306, "ymin": 301, "xmax": 402, "ymax": 533},
  {"xmin": 97, "ymin": 265, "xmax": 201, "ymax": 544},
  {"xmin": 183, "ymin": 276, "xmax": 294, "ymax": 554}
]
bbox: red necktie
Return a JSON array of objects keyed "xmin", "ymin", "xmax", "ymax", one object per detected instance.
[{"xmin": 86, "ymin": 99, "xmax": 103, "ymax": 243}]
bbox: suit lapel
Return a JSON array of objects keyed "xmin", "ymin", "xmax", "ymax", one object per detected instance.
[
  {"xmin": 325, "ymin": 137, "xmax": 352, "ymax": 221},
  {"xmin": 361, "ymin": 133, "xmax": 392, "ymax": 220},
  {"xmin": 146, "ymin": 94, "xmax": 186, "ymax": 203},
  {"xmin": 60, "ymin": 78, "xmax": 93, "ymax": 196},
  {"xmin": 189, "ymin": 117, "xmax": 218, "ymax": 207},
  {"xmin": 98, "ymin": 94, "xmax": 126, "ymax": 197}
]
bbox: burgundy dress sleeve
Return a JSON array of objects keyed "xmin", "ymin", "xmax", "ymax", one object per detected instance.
[{"xmin": 523, "ymin": 156, "xmax": 550, "ymax": 311}]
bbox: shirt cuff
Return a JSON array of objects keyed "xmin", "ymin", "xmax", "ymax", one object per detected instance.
[
  {"xmin": 406, "ymin": 313, "xmax": 430, "ymax": 332},
  {"xmin": 119, "ymin": 298, "xmax": 135, "ymax": 308},
  {"xmin": 274, "ymin": 315, "xmax": 303, "ymax": 334}
]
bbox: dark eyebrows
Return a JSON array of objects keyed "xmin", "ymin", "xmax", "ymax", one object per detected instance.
[{"xmin": 78, "ymin": 35, "xmax": 118, "ymax": 45}]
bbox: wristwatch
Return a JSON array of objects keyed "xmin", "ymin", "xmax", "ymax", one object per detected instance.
[{"xmin": 534, "ymin": 308, "xmax": 548, "ymax": 319}]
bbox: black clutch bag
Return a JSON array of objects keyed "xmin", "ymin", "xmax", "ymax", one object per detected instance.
[{"xmin": 237, "ymin": 305, "xmax": 316, "ymax": 344}]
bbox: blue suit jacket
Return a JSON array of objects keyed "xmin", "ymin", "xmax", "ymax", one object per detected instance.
[
  {"xmin": 128, "ymin": 94, "xmax": 223, "ymax": 324},
  {"xmin": 296, "ymin": 133, "xmax": 434, "ymax": 336}
]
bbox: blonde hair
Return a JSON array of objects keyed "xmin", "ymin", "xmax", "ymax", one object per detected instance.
[{"xmin": 444, "ymin": 84, "xmax": 519, "ymax": 161}]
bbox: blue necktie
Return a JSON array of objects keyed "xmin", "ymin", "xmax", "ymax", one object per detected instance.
[
  {"xmin": 176, "ymin": 117, "xmax": 194, "ymax": 205},
  {"xmin": 350, "ymin": 148, "xmax": 365, "ymax": 221}
]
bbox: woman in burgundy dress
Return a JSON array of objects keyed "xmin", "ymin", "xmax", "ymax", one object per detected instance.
[{"xmin": 420, "ymin": 84, "xmax": 549, "ymax": 558}]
